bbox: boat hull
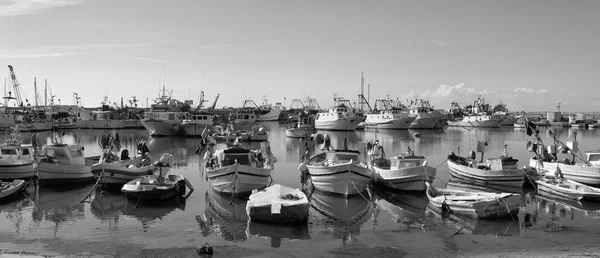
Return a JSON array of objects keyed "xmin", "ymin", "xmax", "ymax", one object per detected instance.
[
  {"xmin": 142, "ymin": 119, "xmax": 184, "ymax": 136},
  {"xmin": 529, "ymin": 158, "xmax": 600, "ymax": 185},
  {"xmin": 447, "ymin": 120, "xmax": 501, "ymax": 128},
  {"xmin": 285, "ymin": 128, "xmax": 314, "ymax": 138},
  {"xmin": 91, "ymin": 162, "xmax": 165, "ymax": 186},
  {"xmin": 363, "ymin": 116, "xmax": 416, "ymax": 130},
  {"xmin": 246, "ymin": 185, "xmax": 310, "ymax": 223},
  {"xmin": 426, "ymin": 187, "xmax": 520, "ymax": 219},
  {"xmin": 37, "ymin": 162, "xmax": 95, "ymax": 186},
  {"xmin": 537, "ymin": 179, "xmax": 600, "ymax": 202},
  {"xmin": 372, "ymin": 166, "xmax": 436, "ymax": 191},
  {"xmin": 182, "ymin": 123, "xmax": 219, "ymax": 137},
  {"xmin": 75, "ymin": 120, "xmax": 124, "ymax": 129},
  {"xmin": 0, "ymin": 179, "xmax": 27, "ymax": 203},
  {"xmin": 448, "ymin": 159, "xmax": 525, "ymax": 187},
  {"xmin": 256, "ymin": 109, "xmax": 282, "ymax": 122},
  {"xmin": 409, "ymin": 116, "xmax": 447, "ymax": 129},
  {"xmin": 0, "ymin": 160, "xmax": 36, "ymax": 180},
  {"xmin": 122, "ymin": 178, "xmax": 186, "ymax": 201},
  {"xmin": 206, "ymin": 164, "xmax": 272, "ymax": 196},
  {"xmin": 306, "ymin": 163, "xmax": 372, "ymax": 196},
  {"xmin": 315, "ymin": 119, "xmax": 361, "ymax": 131}
]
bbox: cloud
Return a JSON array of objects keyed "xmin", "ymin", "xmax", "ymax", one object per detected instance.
[
  {"xmin": 0, "ymin": 0, "xmax": 83, "ymax": 17},
  {"xmin": 426, "ymin": 83, "xmax": 477, "ymax": 97},
  {"xmin": 61, "ymin": 20, "xmax": 135, "ymax": 28},
  {"xmin": 536, "ymin": 89, "xmax": 549, "ymax": 95},
  {"xmin": 513, "ymin": 87, "xmax": 534, "ymax": 93}
]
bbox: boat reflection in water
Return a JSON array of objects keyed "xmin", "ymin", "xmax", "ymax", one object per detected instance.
[
  {"xmin": 0, "ymin": 195, "xmax": 34, "ymax": 233},
  {"xmin": 306, "ymin": 187, "xmax": 373, "ymax": 245},
  {"xmin": 246, "ymin": 221, "xmax": 311, "ymax": 248},
  {"xmin": 198, "ymin": 189, "xmax": 249, "ymax": 241},
  {"xmin": 532, "ymin": 194, "xmax": 600, "ymax": 223},
  {"xmin": 90, "ymin": 188, "xmax": 186, "ymax": 232},
  {"xmin": 370, "ymin": 186, "xmax": 428, "ymax": 230}
]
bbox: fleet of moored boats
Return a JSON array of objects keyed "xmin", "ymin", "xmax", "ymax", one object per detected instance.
[{"xmin": 3, "ymin": 65, "xmax": 600, "ymax": 237}]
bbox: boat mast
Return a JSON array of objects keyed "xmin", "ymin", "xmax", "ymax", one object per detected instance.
[{"xmin": 34, "ymin": 77, "xmax": 38, "ymax": 108}]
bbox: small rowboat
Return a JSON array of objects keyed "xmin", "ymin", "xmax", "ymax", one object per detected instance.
[
  {"xmin": 0, "ymin": 179, "xmax": 27, "ymax": 203},
  {"xmin": 246, "ymin": 184, "xmax": 310, "ymax": 223},
  {"xmin": 121, "ymin": 174, "xmax": 193, "ymax": 202},
  {"xmin": 426, "ymin": 183, "xmax": 520, "ymax": 219},
  {"xmin": 536, "ymin": 178, "xmax": 600, "ymax": 202}
]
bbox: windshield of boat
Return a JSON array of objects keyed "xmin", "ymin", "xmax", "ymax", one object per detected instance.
[
  {"xmin": 1, "ymin": 149, "xmax": 17, "ymax": 155},
  {"xmin": 221, "ymin": 153, "xmax": 252, "ymax": 166},
  {"xmin": 46, "ymin": 148, "xmax": 68, "ymax": 158},
  {"xmin": 326, "ymin": 152, "xmax": 359, "ymax": 163},
  {"xmin": 69, "ymin": 148, "xmax": 83, "ymax": 158},
  {"xmin": 391, "ymin": 159, "xmax": 424, "ymax": 169},
  {"xmin": 589, "ymin": 153, "xmax": 600, "ymax": 162}
]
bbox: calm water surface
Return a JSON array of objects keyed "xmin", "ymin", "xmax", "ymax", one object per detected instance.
[{"xmin": 2, "ymin": 123, "xmax": 600, "ymax": 255}]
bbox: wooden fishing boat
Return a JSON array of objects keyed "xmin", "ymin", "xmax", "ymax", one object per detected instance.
[
  {"xmin": 246, "ymin": 184, "xmax": 310, "ymax": 223},
  {"xmin": 536, "ymin": 177, "xmax": 600, "ymax": 202},
  {"xmin": 121, "ymin": 174, "xmax": 193, "ymax": 202},
  {"xmin": 204, "ymin": 141, "xmax": 275, "ymax": 196},
  {"xmin": 0, "ymin": 127, "xmax": 37, "ymax": 180},
  {"xmin": 425, "ymin": 183, "xmax": 520, "ymax": 219},
  {"xmin": 37, "ymin": 143, "xmax": 95, "ymax": 186},
  {"xmin": 447, "ymin": 153, "xmax": 525, "ymax": 187},
  {"xmin": 285, "ymin": 113, "xmax": 315, "ymax": 138},
  {"xmin": 92, "ymin": 143, "xmax": 173, "ymax": 188},
  {"xmin": 303, "ymin": 149, "xmax": 372, "ymax": 196},
  {"xmin": 370, "ymin": 145, "xmax": 436, "ymax": 191},
  {"xmin": 0, "ymin": 179, "xmax": 27, "ymax": 203}
]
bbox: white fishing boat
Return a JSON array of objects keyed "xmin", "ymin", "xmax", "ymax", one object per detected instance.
[
  {"xmin": 0, "ymin": 179, "xmax": 27, "ymax": 202},
  {"xmin": 363, "ymin": 99, "xmax": 415, "ymax": 130},
  {"xmin": 407, "ymin": 99, "xmax": 448, "ymax": 129},
  {"xmin": 537, "ymin": 177, "xmax": 600, "ymax": 202},
  {"xmin": 447, "ymin": 97, "xmax": 503, "ymax": 128},
  {"xmin": 0, "ymin": 127, "xmax": 37, "ymax": 180},
  {"xmin": 182, "ymin": 112, "xmax": 219, "ymax": 137},
  {"xmin": 141, "ymin": 87, "xmax": 193, "ymax": 136},
  {"xmin": 204, "ymin": 141, "xmax": 275, "ymax": 196},
  {"xmin": 246, "ymin": 184, "xmax": 310, "ymax": 223},
  {"xmin": 527, "ymin": 130, "xmax": 600, "ymax": 185},
  {"xmin": 369, "ymin": 144, "xmax": 436, "ymax": 191},
  {"xmin": 239, "ymin": 125, "xmax": 269, "ymax": 142},
  {"xmin": 121, "ymin": 174, "xmax": 192, "ymax": 202},
  {"xmin": 285, "ymin": 113, "xmax": 315, "ymax": 138},
  {"xmin": 37, "ymin": 143, "xmax": 95, "ymax": 186},
  {"xmin": 426, "ymin": 183, "xmax": 520, "ymax": 219},
  {"xmin": 301, "ymin": 134, "xmax": 372, "ymax": 196},
  {"xmin": 182, "ymin": 94, "xmax": 221, "ymax": 137},
  {"xmin": 314, "ymin": 96, "xmax": 361, "ymax": 131},
  {"xmin": 447, "ymin": 151, "xmax": 525, "ymax": 188},
  {"xmin": 255, "ymin": 96, "xmax": 283, "ymax": 122},
  {"xmin": 92, "ymin": 137, "xmax": 172, "ymax": 187}
]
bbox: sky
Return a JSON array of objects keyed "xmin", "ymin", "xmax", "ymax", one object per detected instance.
[{"xmin": 1, "ymin": 0, "xmax": 599, "ymax": 112}]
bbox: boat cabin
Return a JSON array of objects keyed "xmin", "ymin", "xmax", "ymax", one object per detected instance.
[
  {"xmin": 184, "ymin": 112, "xmax": 216, "ymax": 125},
  {"xmin": 234, "ymin": 111, "xmax": 257, "ymax": 123},
  {"xmin": 40, "ymin": 144, "xmax": 86, "ymax": 166},
  {"xmin": 1, "ymin": 127, "xmax": 36, "ymax": 161},
  {"xmin": 209, "ymin": 147, "xmax": 267, "ymax": 169},
  {"xmin": 371, "ymin": 155, "xmax": 426, "ymax": 169},
  {"xmin": 587, "ymin": 151, "xmax": 600, "ymax": 166},
  {"xmin": 310, "ymin": 149, "xmax": 361, "ymax": 165}
]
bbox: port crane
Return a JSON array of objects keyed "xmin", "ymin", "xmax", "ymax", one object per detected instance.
[{"xmin": 7, "ymin": 65, "xmax": 29, "ymax": 108}]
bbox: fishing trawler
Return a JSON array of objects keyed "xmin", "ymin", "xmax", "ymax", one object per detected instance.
[
  {"xmin": 447, "ymin": 97, "xmax": 504, "ymax": 128},
  {"xmin": 314, "ymin": 96, "xmax": 362, "ymax": 131},
  {"xmin": 363, "ymin": 99, "xmax": 415, "ymax": 130},
  {"xmin": 407, "ymin": 99, "xmax": 448, "ymax": 129},
  {"xmin": 141, "ymin": 87, "xmax": 193, "ymax": 136}
]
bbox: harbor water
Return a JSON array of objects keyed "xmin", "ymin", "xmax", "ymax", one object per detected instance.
[{"xmin": 2, "ymin": 123, "xmax": 600, "ymax": 257}]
